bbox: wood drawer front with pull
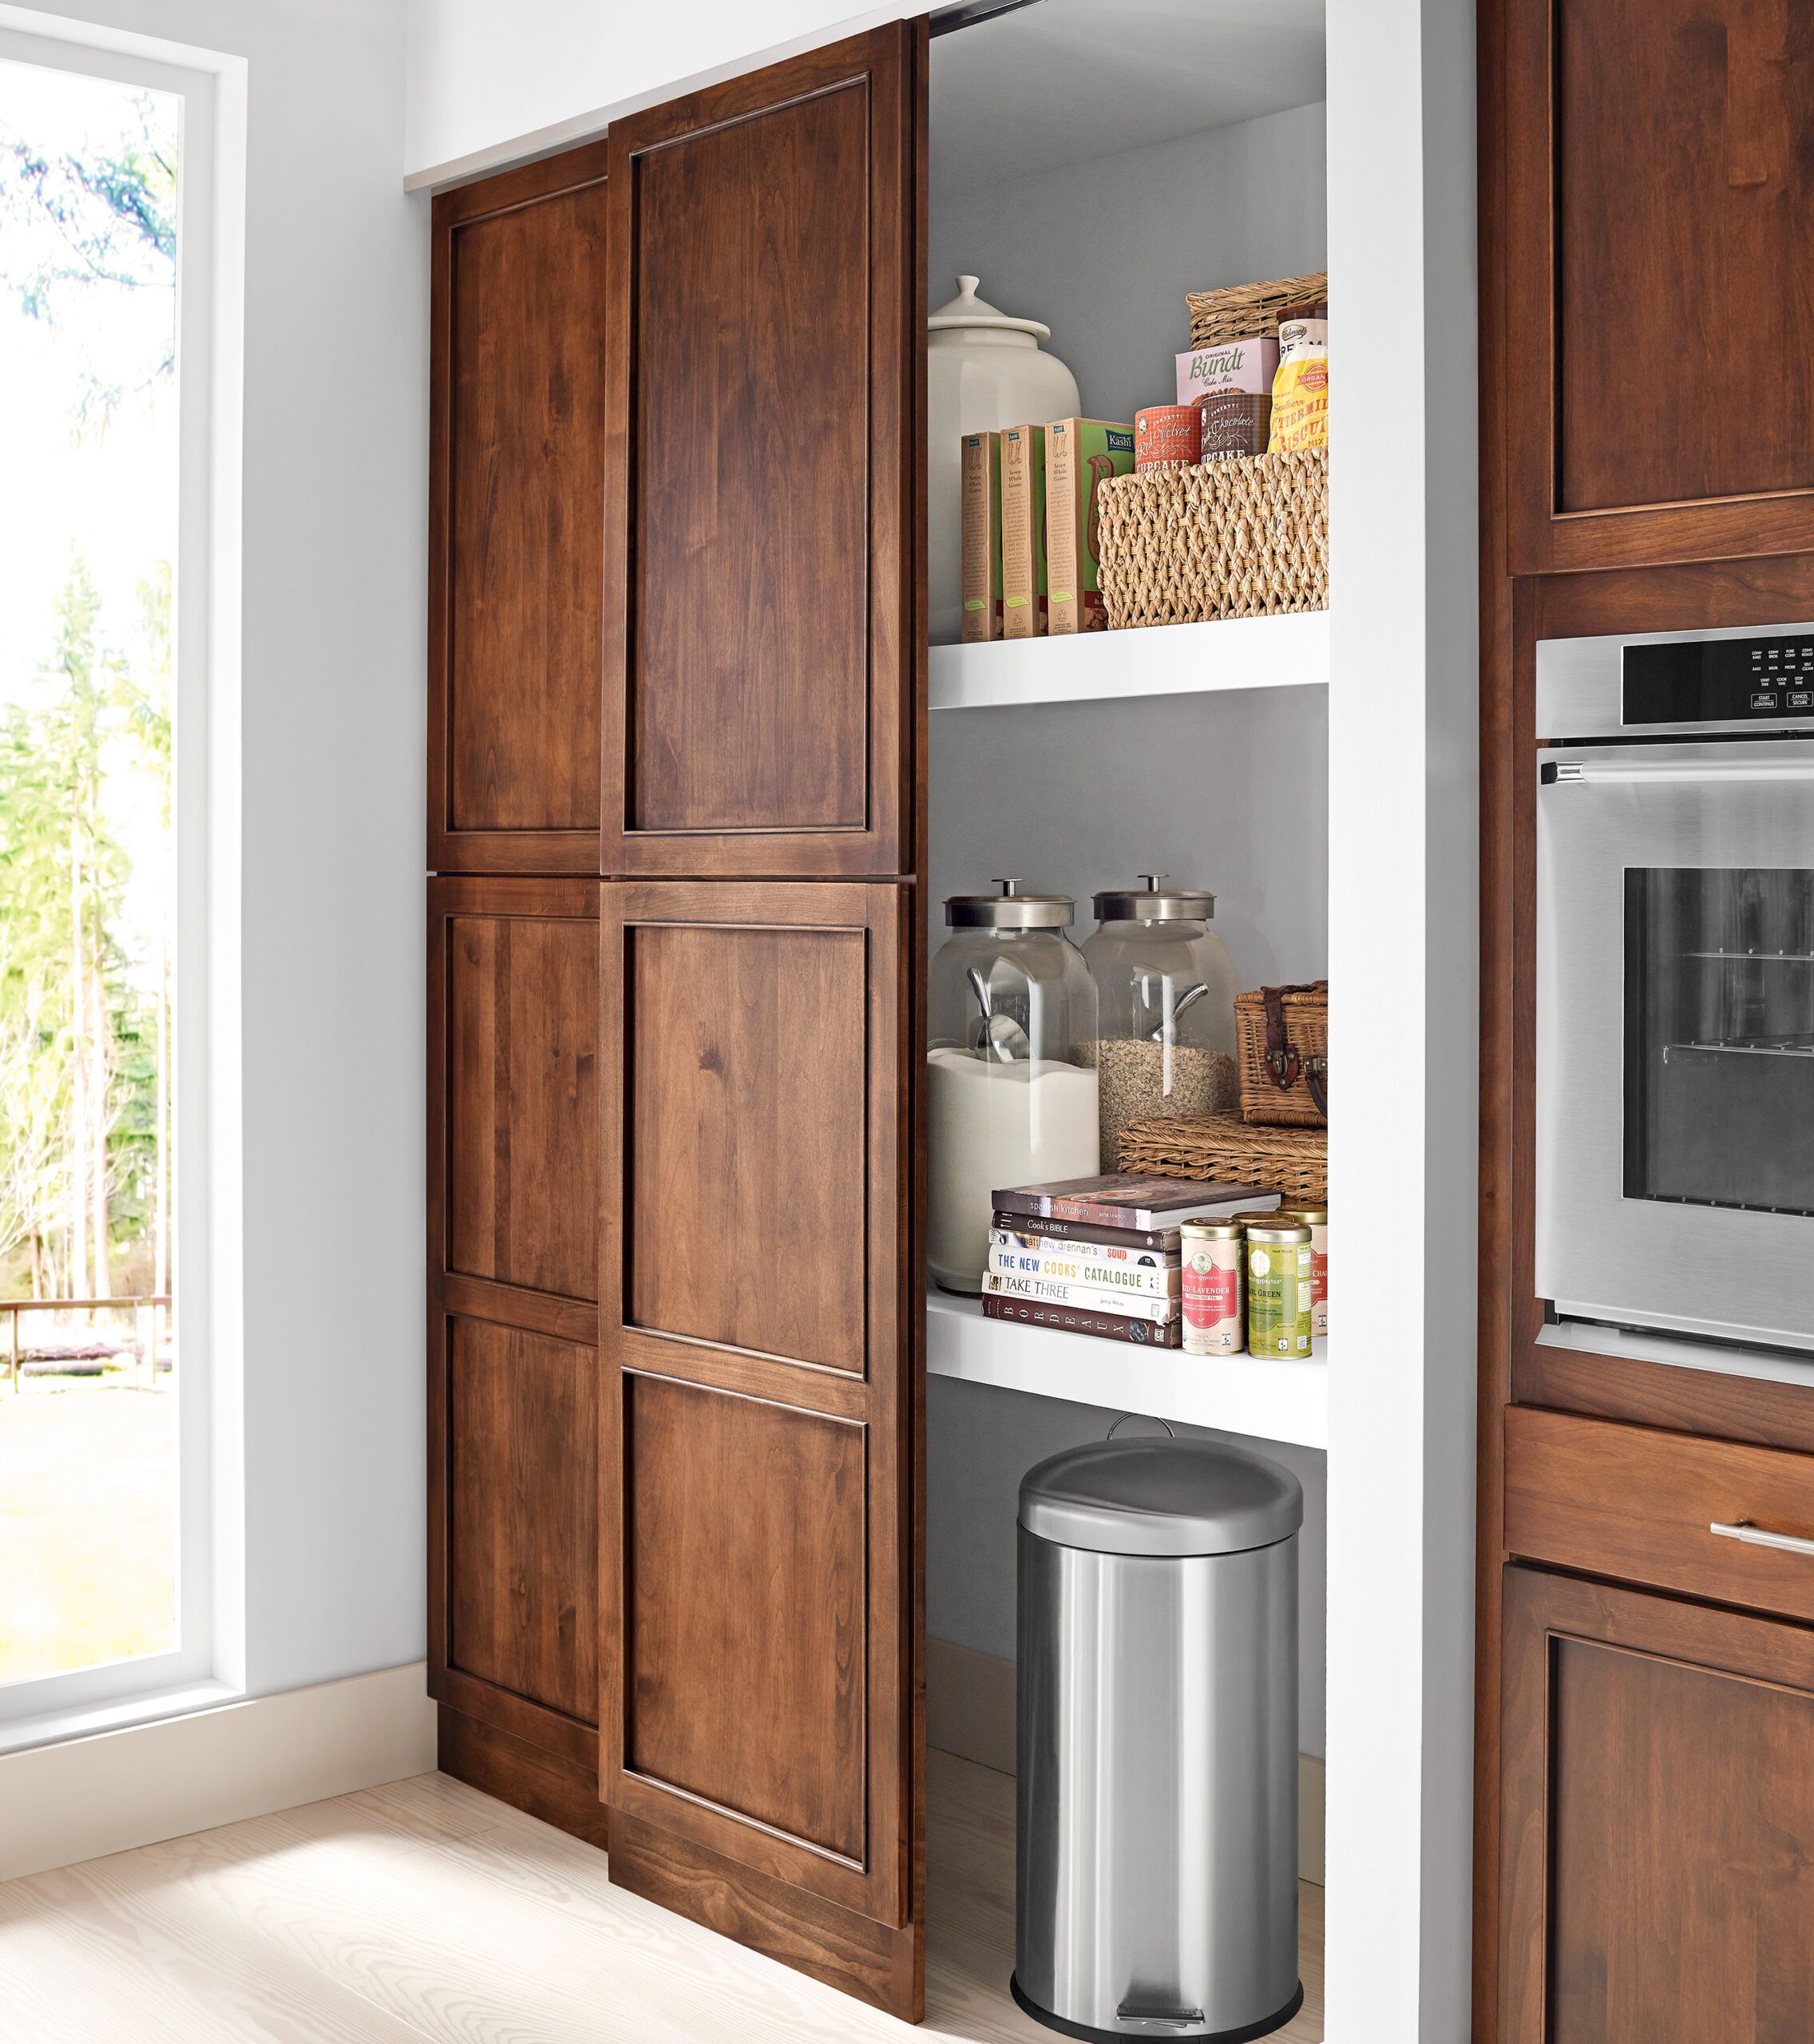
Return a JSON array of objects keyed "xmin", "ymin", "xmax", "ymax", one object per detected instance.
[{"xmin": 1505, "ymin": 1405, "xmax": 1814, "ymax": 1621}]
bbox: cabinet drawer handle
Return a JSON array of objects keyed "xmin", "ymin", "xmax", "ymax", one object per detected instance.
[{"xmin": 1710, "ymin": 1519, "xmax": 1814, "ymax": 1558}]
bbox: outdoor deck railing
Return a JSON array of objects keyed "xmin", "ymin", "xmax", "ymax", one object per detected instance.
[{"xmin": 2, "ymin": 1295, "xmax": 172, "ymax": 1392}]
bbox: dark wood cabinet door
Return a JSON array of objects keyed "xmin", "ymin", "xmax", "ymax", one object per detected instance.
[
  {"xmin": 1497, "ymin": 0, "xmax": 1814, "ymax": 572},
  {"xmin": 598, "ymin": 879, "xmax": 921, "ymax": 2018},
  {"xmin": 1499, "ymin": 1567, "xmax": 1814, "ymax": 2042},
  {"xmin": 428, "ymin": 877, "xmax": 606, "ymax": 1839},
  {"xmin": 600, "ymin": 25, "xmax": 923, "ymax": 878},
  {"xmin": 430, "ymin": 147, "xmax": 610, "ymax": 873}
]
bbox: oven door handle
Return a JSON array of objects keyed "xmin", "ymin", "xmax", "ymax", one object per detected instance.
[{"xmin": 1551, "ymin": 759, "xmax": 1814, "ymax": 786}]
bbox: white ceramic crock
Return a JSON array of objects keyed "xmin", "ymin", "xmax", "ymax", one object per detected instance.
[{"xmin": 929, "ymin": 275, "xmax": 1081, "ymax": 645}]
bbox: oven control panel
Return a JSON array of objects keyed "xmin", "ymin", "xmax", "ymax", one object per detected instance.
[{"xmin": 1624, "ymin": 634, "xmax": 1814, "ymax": 724}]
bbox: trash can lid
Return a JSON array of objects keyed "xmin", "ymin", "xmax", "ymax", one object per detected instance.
[{"xmin": 1019, "ymin": 1439, "xmax": 1304, "ymax": 1557}]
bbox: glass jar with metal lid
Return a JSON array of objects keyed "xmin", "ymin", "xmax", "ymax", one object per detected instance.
[
  {"xmin": 1080, "ymin": 873, "xmax": 1241, "ymax": 1167},
  {"xmin": 928, "ymin": 879, "xmax": 1099, "ymax": 1296}
]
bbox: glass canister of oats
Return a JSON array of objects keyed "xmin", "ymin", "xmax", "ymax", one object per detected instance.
[{"xmin": 1081, "ymin": 875, "xmax": 1242, "ymax": 1169}]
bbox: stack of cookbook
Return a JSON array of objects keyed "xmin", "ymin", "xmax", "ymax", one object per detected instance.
[{"xmin": 983, "ymin": 1175, "xmax": 1277, "ymax": 1349}]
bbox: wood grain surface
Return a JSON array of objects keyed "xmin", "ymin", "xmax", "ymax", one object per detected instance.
[
  {"xmin": 600, "ymin": 25, "xmax": 919, "ymax": 877},
  {"xmin": 1504, "ymin": 1406, "xmax": 1814, "ymax": 1623},
  {"xmin": 598, "ymin": 877, "xmax": 916, "ymax": 1959},
  {"xmin": 0, "ymin": 1756, "xmax": 1322, "ymax": 2043},
  {"xmin": 623, "ymin": 1375, "xmax": 866, "ymax": 1860},
  {"xmin": 624, "ymin": 918, "xmax": 866, "ymax": 1369},
  {"xmin": 430, "ymin": 145, "xmax": 610, "ymax": 871},
  {"xmin": 428, "ymin": 879, "xmax": 604, "ymax": 1791},
  {"xmin": 447, "ymin": 907, "xmax": 600, "ymax": 1305},
  {"xmin": 448, "ymin": 1317, "xmax": 600, "ymax": 1725},
  {"xmin": 1499, "ymin": 1569, "xmax": 1814, "ymax": 2043},
  {"xmin": 1502, "ymin": 0, "xmax": 1814, "ymax": 571}
]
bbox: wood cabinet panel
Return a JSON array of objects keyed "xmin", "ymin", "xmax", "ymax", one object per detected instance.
[
  {"xmin": 624, "ymin": 1374, "xmax": 865, "ymax": 1860},
  {"xmin": 599, "ymin": 876, "xmax": 919, "ymax": 2000},
  {"xmin": 1498, "ymin": 0, "xmax": 1814, "ymax": 571},
  {"xmin": 628, "ymin": 88, "xmax": 868, "ymax": 838},
  {"xmin": 626, "ymin": 919, "xmax": 865, "ymax": 1369},
  {"xmin": 447, "ymin": 1317, "xmax": 599, "ymax": 1725},
  {"xmin": 430, "ymin": 146, "xmax": 609, "ymax": 872},
  {"xmin": 429, "ymin": 877, "xmax": 604, "ymax": 1818},
  {"xmin": 446, "ymin": 907, "xmax": 599, "ymax": 1303},
  {"xmin": 1505, "ymin": 1407, "xmax": 1814, "ymax": 1624},
  {"xmin": 601, "ymin": 25, "xmax": 921, "ymax": 877},
  {"xmin": 1499, "ymin": 1570, "xmax": 1814, "ymax": 2042}
]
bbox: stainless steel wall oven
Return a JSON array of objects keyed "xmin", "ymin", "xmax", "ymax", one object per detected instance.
[{"xmin": 1537, "ymin": 625, "xmax": 1814, "ymax": 1364}]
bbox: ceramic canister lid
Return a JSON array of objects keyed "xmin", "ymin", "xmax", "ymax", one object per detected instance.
[
  {"xmin": 928, "ymin": 274, "xmax": 1052, "ymax": 342},
  {"xmin": 1020, "ymin": 1438, "xmax": 1303, "ymax": 1558}
]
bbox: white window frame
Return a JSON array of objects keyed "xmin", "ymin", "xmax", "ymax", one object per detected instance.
[{"xmin": 0, "ymin": 9, "xmax": 245, "ymax": 1751}]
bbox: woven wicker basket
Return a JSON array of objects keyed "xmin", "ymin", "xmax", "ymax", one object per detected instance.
[
  {"xmin": 1119, "ymin": 1111, "xmax": 1328, "ymax": 1206},
  {"xmin": 1186, "ymin": 271, "xmax": 1328, "ymax": 351},
  {"xmin": 1236, "ymin": 983, "xmax": 1329, "ymax": 1127},
  {"xmin": 1095, "ymin": 452, "xmax": 1328, "ymax": 629}
]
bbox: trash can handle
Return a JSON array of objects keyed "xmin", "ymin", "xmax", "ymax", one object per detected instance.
[{"xmin": 1106, "ymin": 1412, "xmax": 1177, "ymax": 1441}]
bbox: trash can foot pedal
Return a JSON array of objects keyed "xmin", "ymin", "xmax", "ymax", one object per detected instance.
[{"xmin": 1010, "ymin": 1973, "xmax": 1305, "ymax": 2042}]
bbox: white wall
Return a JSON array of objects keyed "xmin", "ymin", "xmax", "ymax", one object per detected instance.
[
  {"xmin": 929, "ymin": 100, "xmax": 1329, "ymax": 432},
  {"xmin": 18, "ymin": 0, "xmax": 429, "ymax": 1704},
  {"xmin": 404, "ymin": 0, "xmax": 909, "ymax": 185}
]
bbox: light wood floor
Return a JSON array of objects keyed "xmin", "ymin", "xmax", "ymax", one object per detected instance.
[{"xmin": 0, "ymin": 1749, "xmax": 1323, "ymax": 2042}]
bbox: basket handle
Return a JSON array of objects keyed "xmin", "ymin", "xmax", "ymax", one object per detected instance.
[{"xmin": 1261, "ymin": 984, "xmax": 1329, "ymax": 1117}]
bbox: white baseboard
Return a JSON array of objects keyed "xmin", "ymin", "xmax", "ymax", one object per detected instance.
[
  {"xmin": 0, "ymin": 1661, "xmax": 438, "ymax": 1884},
  {"xmin": 927, "ymin": 1634, "xmax": 1326, "ymax": 1886}
]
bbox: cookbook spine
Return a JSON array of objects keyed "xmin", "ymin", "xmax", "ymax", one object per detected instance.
[
  {"xmin": 982, "ymin": 1293, "xmax": 1182, "ymax": 1349},
  {"xmin": 982, "ymin": 1270, "xmax": 1178, "ymax": 1321},
  {"xmin": 988, "ymin": 1239, "xmax": 1180, "ymax": 1299},
  {"xmin": 991, "ymin": 1210, "xmax": 1181, "ymax": 1254}
]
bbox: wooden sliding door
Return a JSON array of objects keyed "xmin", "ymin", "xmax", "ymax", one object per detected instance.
[
  {"xmin": 600, "ymin": 24, "xmax": 922, "ymax": 881},
  {"xmin": 427, "ymin": 877, "xmax": 607, "ymax": 1840},
  {"xmin": 595, "ymin": 22, "xmax": 926, "ymax": 2020},
  {"xmin": 429, "ymin": 145, "xmax": 611, "ymax": 873},
  {"xmin": 598, "ymin": 882, "xmax": 919, "ymax": 2010}
]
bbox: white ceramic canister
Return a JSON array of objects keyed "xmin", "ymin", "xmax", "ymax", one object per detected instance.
[{"xmin": 929, "ymin": 275, "xmax": 1080, "ymax": 645}]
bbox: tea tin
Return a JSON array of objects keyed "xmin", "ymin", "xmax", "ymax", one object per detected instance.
[
  {"xmin": 1244, "ymin": 1221, "xmax": 1313, "ymax": 1358},
  {"xmin": 1179, "ymin": 1219, "xmax": 1246, "ymax": 1356}
]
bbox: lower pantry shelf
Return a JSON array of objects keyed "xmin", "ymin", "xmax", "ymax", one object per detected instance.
[{"xmin": 926, "ymin": 1289, "xmax": 1329, "ymax": 1452}]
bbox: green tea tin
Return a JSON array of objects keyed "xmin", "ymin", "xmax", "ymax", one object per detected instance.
[{"xmin": 1244, "ymin": 1222, "xmax": 1313, "ymax": 1358}]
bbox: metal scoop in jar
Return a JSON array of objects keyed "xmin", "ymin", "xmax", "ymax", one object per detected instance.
[
  {"xmin": 1149, "ymin": 981, "xmax": 1210, "ymax": 1043},
  {"xmin": 967, "ymin": 965, "xmax": 1031, "ymax": 1061}
]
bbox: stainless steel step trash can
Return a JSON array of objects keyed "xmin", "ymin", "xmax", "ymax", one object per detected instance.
[{"xmin": 1013, "ymin": 1436, "xmax": 1303, "ymax": 2042}]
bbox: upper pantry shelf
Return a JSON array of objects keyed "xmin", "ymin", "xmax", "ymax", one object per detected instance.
[
  {"xmin": 929, "ymin": 610, "xmax": 1329, "ymax": 712},
  {"xmin": 927, "ymin": 1289, "xmax": 1328, "ymax": 1452}
]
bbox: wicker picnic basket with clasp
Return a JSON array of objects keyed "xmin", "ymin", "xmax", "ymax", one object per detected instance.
[{"xmin": 1234, "ymin": 981, "xmax": 1329, "ymax": 1127}]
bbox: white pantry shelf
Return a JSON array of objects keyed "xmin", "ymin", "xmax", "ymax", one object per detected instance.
[
  {"xmin": 929, "ymin": 610, "xmax": 1329, "ymax": 712},
  {"xmin": 926, "ymin": 1289, "xmax": 1328, "ymax": 1452}
]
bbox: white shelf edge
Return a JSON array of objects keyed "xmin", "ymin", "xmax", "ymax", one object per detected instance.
[
  {"xmin": 926, "ymin": 1289, "xmax": 1329, "ymax": 1452},
  {"xmin": 929, "ymin": 610, "xmax": 1330, "ymax": 712}
]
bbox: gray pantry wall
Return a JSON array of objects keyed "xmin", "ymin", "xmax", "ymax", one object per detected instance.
[{"xmin": 924, "ymin": 89, "xmax": 1332, "ymax": 1767}]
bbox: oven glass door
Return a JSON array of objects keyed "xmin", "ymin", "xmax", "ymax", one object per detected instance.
[{"xmin": 1538, "ymin": 739, "xmax": 1814, "ymax": 1350}]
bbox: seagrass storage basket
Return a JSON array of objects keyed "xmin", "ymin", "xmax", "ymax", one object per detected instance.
[
  {"xmin": 1119, "ymin": 1111, "xmax": 1328, "ymax": 1205},
  {"xmin": 1095, "ymin": 451, "xmax": 1328, "ymax": 629},
  {"xmin": 1235, "ymin": 983, "xmax": 1329, "ymax": 1128},
  {"xmin": 1187, "ymin": 271, "xmax": 1328, "ymax": 349}
]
